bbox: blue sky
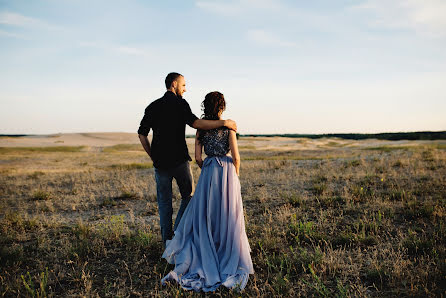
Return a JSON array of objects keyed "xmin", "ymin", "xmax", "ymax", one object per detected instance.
[{"xmin": 1, "ymin": 0, "xmax": 445, "ymax": 134}]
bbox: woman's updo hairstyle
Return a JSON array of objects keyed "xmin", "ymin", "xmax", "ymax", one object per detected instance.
[{"xmin": 201, "ymin": 91, "xmax": 226, "ymax": 120}]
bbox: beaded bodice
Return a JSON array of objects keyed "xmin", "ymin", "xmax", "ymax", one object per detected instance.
[{"xmin": 200, "ymin": 127, "xmax": 230, "ymax": 157}]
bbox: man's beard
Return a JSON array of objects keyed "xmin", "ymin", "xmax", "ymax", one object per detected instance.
[{"xmin": 176, "ymin": 90, "xmax": 183, "ymax": 99}]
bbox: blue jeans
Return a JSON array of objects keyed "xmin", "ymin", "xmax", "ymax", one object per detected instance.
[{"xmin": 154, "ymin": 161, "xmax": 193, "ymax": 246}]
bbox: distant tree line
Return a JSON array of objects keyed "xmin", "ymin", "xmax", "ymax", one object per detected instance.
[
  {"xmin": 238, "ymin": 131, "xmax": 446, "ymax": 141},
  {"xmin": 4, "ymin": 131, "xmax": 444, "ymax": 141}
]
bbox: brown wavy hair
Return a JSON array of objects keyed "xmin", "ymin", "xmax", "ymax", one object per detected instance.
[
  {"xmin": 201, "ymin": 91, "xmax": 226, "ymax": 120},
  {"xmin": 198, "ymin": 91, "xmax": 226, "ymax": 143}
]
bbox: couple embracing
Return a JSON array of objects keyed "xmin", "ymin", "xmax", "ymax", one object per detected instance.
[{"xmin": 137, "ymin": 73, "xmax": 254, "ymax": 292}]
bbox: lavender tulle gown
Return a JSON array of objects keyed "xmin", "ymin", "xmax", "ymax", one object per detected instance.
[{"xmin": 161, "ymin": 128, "xmax": 254, "ymax": 292}]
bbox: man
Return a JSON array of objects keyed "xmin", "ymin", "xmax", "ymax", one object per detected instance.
[{"xmin": 138, "ymin": 72, "xmax": 237, "ymax": 247}]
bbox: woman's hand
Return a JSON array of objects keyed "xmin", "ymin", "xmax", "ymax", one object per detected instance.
[{"xmin": 196, "ymin": 159, "xmax": 203, "ymax": 169}]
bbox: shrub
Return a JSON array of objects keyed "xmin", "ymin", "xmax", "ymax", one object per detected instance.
[{"xmin": 30, "ymin": 191, "xmax": 52, "ymax": 201}]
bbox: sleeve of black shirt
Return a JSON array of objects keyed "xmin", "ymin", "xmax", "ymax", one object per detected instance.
[
  {"xmin": 137, "ymin": 105, "xmax": 153, "ymax": 136},
  {"xmin": 183, "ymin": 100, "xmax": 199, "ymax": 127}
]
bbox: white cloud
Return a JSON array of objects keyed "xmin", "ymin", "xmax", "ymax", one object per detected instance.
[
  {"xmin": 115, "ymin": 46, "xmax": 150, "ymax": 57},
  {"xmin": 79, "ymin": 41, "xmax": 151, "ymax": 57},
  {"xmin": 0, "ymin": 11, "xmax": 39, "ymax": 26},
  {"xmin": 0, "ymin": 29, "xmax": 27, "ymax": 39},
  {"xmin": 78, "ymin": 41, "xmax": 100, "ymax": 48},
  {"xmin": 195, "ymin": 1, "xmax": 240, "ymax": 15},
  {"xmin": 0, "ymin": 11, "xmax": 61, "ymax": 31},
  {"xmin": 195, "ymin": 0, "xmax": 282, "ymax": 15},
  {"xmin": 247, "ymin": 29, "xmax": 298, "ymax": 48},
  {"xmin": 1, "ymin": 11, "xmax": 42, "ymax": 28},
  {"xmin": 352, "ymin": 0, "xmax": 446, "ymax": 37}
]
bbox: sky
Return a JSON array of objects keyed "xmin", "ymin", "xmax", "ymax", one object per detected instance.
[{"xmin": 1, "ymin": 0, "xmax": 445, "ymax": 135}]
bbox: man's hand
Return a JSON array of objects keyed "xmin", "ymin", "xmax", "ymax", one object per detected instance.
[
  {"xmin": 223, "ymin": 119, "xmax": 237, "ymax": 132},
  {"xmin": 138, "ymin": 134, "xmax": 152, "ymax": 160}
]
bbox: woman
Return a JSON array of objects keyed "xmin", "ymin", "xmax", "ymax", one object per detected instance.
[{"xmin": 161, "ymin": 91, "xmax": 254, "ymax": 292}]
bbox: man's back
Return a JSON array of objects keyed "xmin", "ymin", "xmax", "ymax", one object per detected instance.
[{"xmin": 138, "ymin": 91, "xmax": 197, "ymax": 169}]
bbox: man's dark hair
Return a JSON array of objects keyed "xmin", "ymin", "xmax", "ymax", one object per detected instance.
[{"xmin": 165, "ymin": 72, "xmax": 182, "ymax": 89}]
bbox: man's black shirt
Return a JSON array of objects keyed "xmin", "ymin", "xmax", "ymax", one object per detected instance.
[{"xmin": 137, "ymin": 91, "xmax": 198, "ymax": 169}]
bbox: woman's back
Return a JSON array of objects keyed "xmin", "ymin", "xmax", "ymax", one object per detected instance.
[{"xmin": 199, "ymin": 127, "xmax": 230, "ymax": 157}]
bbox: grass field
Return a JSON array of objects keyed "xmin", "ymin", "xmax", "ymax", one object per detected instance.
[{"xmin": 0, "ymin": 137, "xmax": 445, "ymax": 297}]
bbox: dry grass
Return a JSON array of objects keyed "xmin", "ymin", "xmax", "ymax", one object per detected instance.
[{"xmin": 0, "ymin": 138, "xmax": 445, "ymax": 297}]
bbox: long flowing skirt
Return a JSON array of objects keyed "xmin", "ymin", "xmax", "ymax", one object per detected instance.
[{"xmin": 161, "ymin": 155, "xmax": 254, "ymax": 292}]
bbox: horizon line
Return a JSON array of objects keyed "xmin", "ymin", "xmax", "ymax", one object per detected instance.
[{"xmin": 1, "ymin": 130, "xmax": 445, "ymax": 137}]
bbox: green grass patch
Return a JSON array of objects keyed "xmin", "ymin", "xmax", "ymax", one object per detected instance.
[
  {"xmin": 4, "ymin": 212, "xmax": 41, "ymax": 230},
  {"xmin": 331, "ymin": 231, "xmax": 356, "ymax": 247},
  {"xmin": 103, "ymin": 144, "xmax": 143, "ymax": 152},
  {"xmin": 326, "ymin": 141, "xmax": 342, "ymax": 147},
  {"xmin": 312, "ymin": 174, "xmax": 328, "ymax": 184},
  {"xmin": 359, "ymin": 235, "xmax": 379, "ymax": 247},
  {"xmin": 27, "ymin": 171, "xmax": 45, "ymax": 179},
  {"xmin": 305, "ymin": 263, "xmax": 330, "ymax": 297},
  {"xmin": 101, "ymin": 191, "xmax": 140, "ymax": 207},
  {"xmin": 344, "ymin": 159, "xmax": 362, "ymax": 167},
  {"xmin": 97, "ymin": 215, "xmax": 128, "ymax": 241},
  {"xmin": 421, "ymin": 149, "xmax": 435, "ymax": 161},
  {"xmin": 363, "ymin": 146, "xmax": 414, "ymax": 152},
  {"xmin": 281, "ymin": 193, "xmax": 304, "ymax": 207},
  {"xmin": 125, "ymin": 228, "xmax": 156, "ymax": 249},
  {"xmin": 100, "ymin": 197, "xmax": 118, "ymax": 207},
  {"xmin": 388, "ymin": 189, "xmax": 409, "ymax": 201},
  {"xmin": 116, "ymin": 190, "xmax": 139, "ymax": 200},
  {"xmin": 403, "ymin": 200, "xmax": 434, "ymax": 220},
  {"xmin": 320, "ymin": 195, "xmax": 346, "ymax": 207},
  {"xmin": 403, "ymin": 230, "xmax": 435, "ymax": 257},
  {"xmin": 428, "ymin": 143, "xmax": 446, "ymax": 150},
  {"xmin": 311, "ymin": 183, "xmax": 327, "ymax": 196},
  {"xmin": 109, "ymin": 163, "xmax": 153, "ymax": 170},
  {"xmin": 0, "ymin": 245, "xmax": 24, "ymax": 266},
  {"xmin": 30, "ymin": 190, "xmax": 52, "ymax": 201},
  {"xmin": 257, "ymin": 242, "xmax": 323, "ymax": 295},
  {"xmin": 21, "ymin": 268, "xmax": 49, "ymax": 298},
  {"xmin": 350, "ymin": 185, "xmax": 375, "ymax": 201},
  {"xmin": 353, "ymin": 213, "xmax": 382, "ymax": 237},
  {"xmin": 288, "ymin": 215, "xmax": 326, "ymax": 244},
  {"xmin": 363, "ymin": 267, "xmax": 389, "ymax": 289}
]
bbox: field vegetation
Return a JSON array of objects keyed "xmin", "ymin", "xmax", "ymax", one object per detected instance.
[{"xmin": 0, "ymin": 137, "xmax": 445, "ymax": 297}]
